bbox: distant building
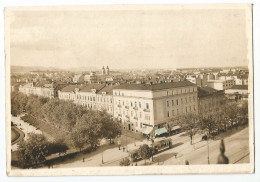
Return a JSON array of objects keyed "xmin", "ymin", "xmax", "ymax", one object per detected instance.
[
  {"xmin": 225, "ymin": 85, "xmax": 248, "ymax": 100},
  {"xmin": 73, "ymin": 74, "xmax": 84, "ymax": 83},
  {"xmin": 198, "ymin": 87, "xmax": 227, "ymax": 118},
  {"xmin": 186, "ymin": 74, "xmax": 207, "ymax": 87},
  {"xmin": 112, "ymin": 81, "xmax": 198, "ymax": 134},
  {"xmin": 207, "ymin": 79, "xmax": 235, "ymax": 90},
  {"xmin": 19, "ymin": 82, "xmax": 55, "ymax": 98},
  {"xmin": 84, "ymin": 72, "xmax": 98, "ymax": 83},
  {"xmin": 106, "ymin": 66, "xmax": 110, "ymax": 75}
]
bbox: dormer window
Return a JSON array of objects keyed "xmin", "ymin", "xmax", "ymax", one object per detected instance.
[
  {"xmin": 102, "ymin": 92, "xmax": 106, "ymax": 95},
  {"xmin": 91, "ymin": 89, "xmax": 96, "ymax": 93}
]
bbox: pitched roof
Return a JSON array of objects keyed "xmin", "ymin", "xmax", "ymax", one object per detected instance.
[
  {"xmin": 60, "ymin": 83, "xmax": 106, "ymax": 93},
  {"xmin": 80, "ymin": 84, "xmax": 106, "ymax": 92},
  {"xmin": 60, "ymin": 85, "xmax": 84, "ymax": 92},
  {"xmin": 99, "ymin": 85, "xmax": 118, "ymax": 95},
  {"xmin": 113, "ymin": 81, "xmax": 195, "ymax": 91}
]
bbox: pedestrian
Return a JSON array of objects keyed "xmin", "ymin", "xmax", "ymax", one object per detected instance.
[
  {"xmin": 83, "ymin": 157, "xmax": 85, "ymax": 162},
  {"xmin": 175, "ymin": 153, "xmax": 177, "ymax": 159},
  {"xmin": 123, "ymin": 147, "xmax": 125, "ymax": 152},
  {"xmin": 118, "ymin": 140, "xmax": 121, "ymax": 150},
  {"xmin": 185, "ymin": 160, "xmax": 189, "ymax": 165}
]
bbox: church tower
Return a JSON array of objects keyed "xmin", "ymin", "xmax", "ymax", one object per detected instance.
[
  {"xmin": 102, "ymin": 66, "xmax": 106, "ymax": 75},
  {"xmin": 106, "ymin": 66, "xmax": 109, "ymax": 75}
]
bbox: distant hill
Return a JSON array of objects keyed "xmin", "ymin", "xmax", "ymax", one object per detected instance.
[
  {"xmin": 11, "ymin": 66, "xmax": 63, "ymax": 73},
  {"xmin": 11, "ymin": 66, "xmax": 99, "ymax": 73},
  {"xmin": 68, "ymin": 67, "xmax": 98, "ymax": 73}
]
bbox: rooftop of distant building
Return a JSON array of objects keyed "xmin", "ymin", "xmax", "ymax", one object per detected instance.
[{"xmin": 113, "ymin": 81, "xmax": 195, "ymax": 91}]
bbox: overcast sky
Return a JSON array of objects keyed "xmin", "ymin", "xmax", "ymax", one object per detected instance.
[{"xmin": 9, "ymin": 6, "xmax": 250, "ymax": 69}]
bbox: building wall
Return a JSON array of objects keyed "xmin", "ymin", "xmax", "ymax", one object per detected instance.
[
  {"xmin": 112, "ymin": 85, "xmax": 198, "ymax": 132},
  {"xmin": 58, "ymin": 90, "xmax": 114, "ymax": 114},
  {"xmin": 113, "ymin": 91, "xmax": 154, "ymax": 132},
  {"xmin": 207, "ymin": 79, "xmax": 235, "ymax": 90},
  {"xmin": 19, "ymin": 84, "xmax": 55, "ymax": 98}
]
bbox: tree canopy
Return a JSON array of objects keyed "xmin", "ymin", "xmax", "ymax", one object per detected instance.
[{"xmin": 17, "ymin": 133, "xmax": 49, "ymax": 168}]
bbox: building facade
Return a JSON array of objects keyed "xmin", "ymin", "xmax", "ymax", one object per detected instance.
[
  {"xmin": 198, "ymin": 87, "xmax": 227, "ymax": 118},
  {"xmin": 58, "ymin": 83, "xmax": 116, "ymax": 115},
  {"xmin": 225, "ymin": 85, "xmax": 248, "ymax": 100},
  {"xmin": 207, "ymin": 79, "xmax": 235, "ymax": 90},
  {"xmin": 19, "ymin": 82, "xmax": 55, "ymax": 98},
  {"xmin": 112, "ymin": 81, "xmax": 198, "ymax": 134}
]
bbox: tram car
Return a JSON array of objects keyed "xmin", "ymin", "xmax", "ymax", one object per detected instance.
[
  {"xmin": 152, "ymin": 138, "xmax": 172, "ymax": 153},
  {"xmin": 128, "ymin": 138, "xmax": 173, "ymax": 162},
  {"xmin": 128, "ymin": 148, "xmax": 141, "ymax": 162}
]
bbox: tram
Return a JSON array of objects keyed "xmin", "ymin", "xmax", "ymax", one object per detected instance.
[
  {"xmin": 152, "ymin": 138, "xmax": 172, "ymax": 153},
  {"xmin": 128, "ymin": 138, "xmax": 173, "ymax": 162}
]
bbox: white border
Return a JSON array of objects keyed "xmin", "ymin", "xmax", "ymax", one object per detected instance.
[{"xmin": 0, "ymin": 0, "xmax": 259, "ymax": 182}]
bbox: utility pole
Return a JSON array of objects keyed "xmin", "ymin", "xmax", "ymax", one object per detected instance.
[
  {"xmin": 101, "ymin": 141, "xmax": 104, "ymax": 164},
  {"xmin": 207, "ymin": 132, "xmax": 210, "ymax": 164},
  {"xmin": 126, "ymin": 134, "xmax": 128, "ymax": 152}
]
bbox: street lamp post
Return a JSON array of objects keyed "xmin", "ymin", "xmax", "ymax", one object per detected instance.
[
  {"xmin": 101, "ymin": 141, "xmax": 104, "ymax": 164},
  {"xmin": 207, "ymin": 132, "xmax": 210, "ymax": 164},
  {"xmin": 125, "ymin": 134, "xmax": 128, "ymax": 152}
]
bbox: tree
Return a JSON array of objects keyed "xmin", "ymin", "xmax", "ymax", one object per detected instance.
[
  {"xmin": 138, "ymin": 144, "xmax": 152, "ymax": 165},
  {"xmin": 176, "ymin": 113, "xmax": 200, "ymax": 145},
  {"xmin": 101, "ymin": 111, "xmax": 122, "ymax": 144},
  {"xmin": 222, "ymin": 102, "xmax": 240, "ymax": 129},
  {"xmin": 17, "ymin": 133, "xmax": 49, "ymax": 168},
  {"xmin": 119, "ymin": 157, "xmax": 131, "ymax": 166},
  {"xmin": 238, "ymin": 101, "xmax": 248, "ymax": 125},
  {"xmin": 71, "ymin": 110, "xmax": 104, "ymax": 151},
  {"xmin": 200, "ymin": 114, "xmax": 217, "ymax": 139},
  {"xmin": 71, "ymin": 128, "xmax": 87, "ymax": 152}
]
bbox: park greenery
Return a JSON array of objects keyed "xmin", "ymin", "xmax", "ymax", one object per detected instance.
[
  {"xmin": 17, "ymin": 133, "xmax": 49, "ymax": 168},
  {"xmin": 11, "ymin": 91, "xmax": 122, "ymax": 168},
  {"xmin": 175, "ymin": 101, "xmax": 248, "ymax": 144},
  {"xmin": 119, "ymin": 157, "xmax": 131, "ymax": 166}
]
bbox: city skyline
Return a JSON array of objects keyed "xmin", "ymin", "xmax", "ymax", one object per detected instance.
[{"xmin": 10, "ymin": 6, "xmax": 249, "ymax": 69}]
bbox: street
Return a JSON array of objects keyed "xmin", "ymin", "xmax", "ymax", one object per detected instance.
[{"xmin": 38, "ymin": 126, "xmax": 249, "ymax": 168}]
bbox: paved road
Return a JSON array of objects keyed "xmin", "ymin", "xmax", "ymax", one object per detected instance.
[
  {"xmin": 39, "ymin": 126, "xmax": 249, "ymax": 168},
  {"xmin": 154, "ymin": 126, "xmax": 249, "ymax": 165},
  {"xmin": 11, "ymin": 115, "xmax": 42, "ymax": 151}
]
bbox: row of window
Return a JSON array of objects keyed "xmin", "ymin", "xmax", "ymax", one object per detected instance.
[
  {"xmin": 60, "ymin": 94, "xmax": 113, "ymax": 104},
  {"xmin": 117, "ymin": 109, "xmax": 151, "ymax": 121},
  {"xmin": 117, "ymin": 100, "xmax": 150, "ymax": 109},
  {"xmin": 166, "ymin": 87, "xmax": 197, "ymax": 96},
  {"xmin": 166, "ymin": 96, "xmax": 196, "ymax": 107},
  {"xmin": 167, "ymin": 105, "xmax": 196, "ymax": 117},
  {"xmin": 121, "ymin": 119, "xmax": 150, "ymax": 129},
  {"xmin": 81, "ymin": 103, "xmax": 113, "ymax": 112}
]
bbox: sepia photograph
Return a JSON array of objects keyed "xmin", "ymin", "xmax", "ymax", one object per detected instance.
[{"xmin": 4, "ymin": 4, "xmax": 254, "ymax": 176}]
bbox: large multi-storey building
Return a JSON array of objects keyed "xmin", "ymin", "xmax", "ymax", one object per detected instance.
[
  {"xmin": 58, "ymin": 83, "xmax": 116, "ymax": 115},
  {"xmin": 112, "ymin": 81, "xmax": 198, "ymax": 134}
]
